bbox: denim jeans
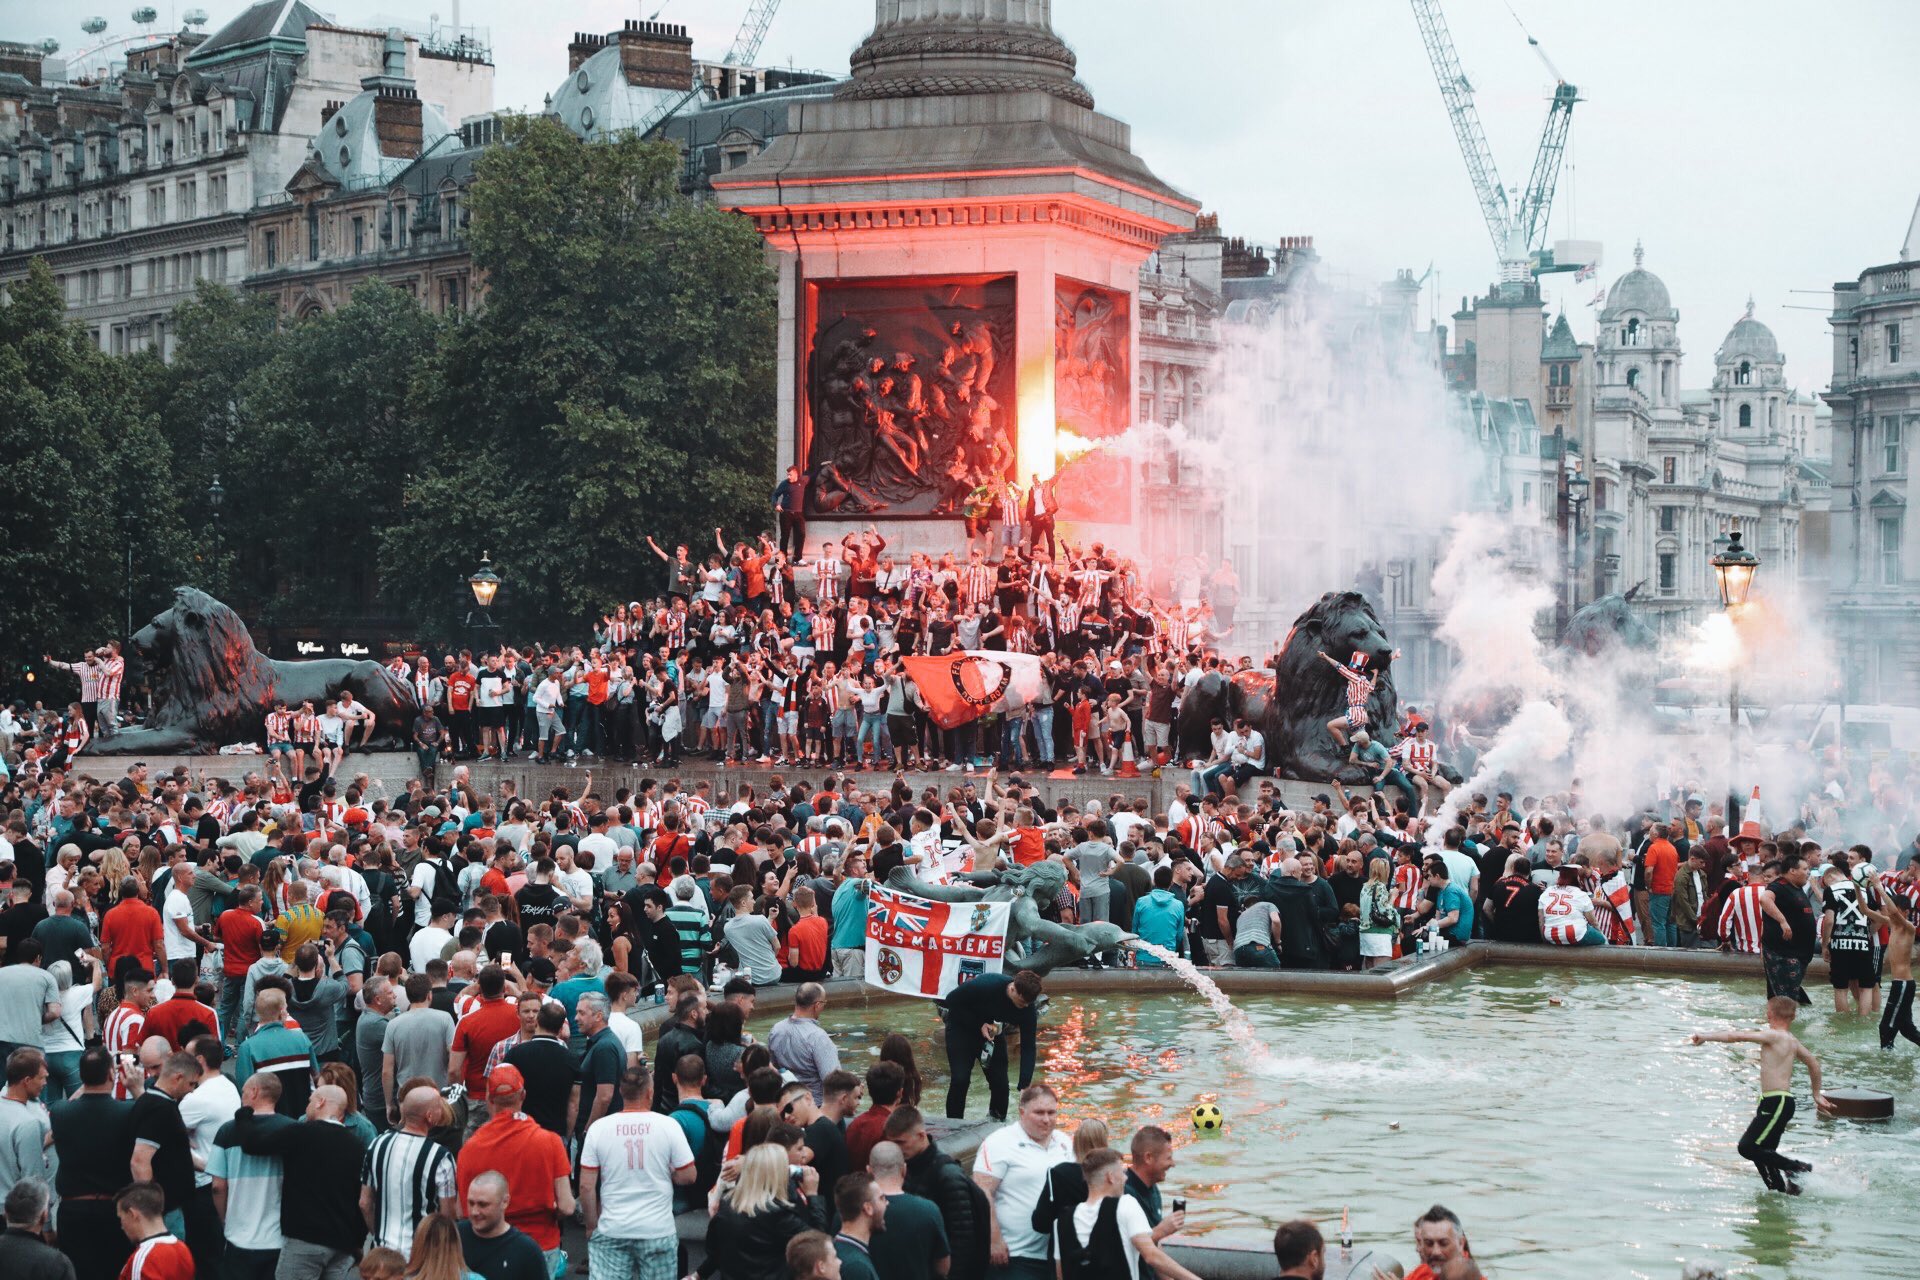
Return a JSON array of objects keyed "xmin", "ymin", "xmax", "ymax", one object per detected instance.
[
  {"xmin": 999, "ymin": 715, "xmax": 1028, "ymax": 767},
  {"xmin": 45, "ymin": 1049, "xmax": 81, "ymax": 1100},
  {"xmin": 857, "ymin": 712, "xmax": 891, "ymax": 763},
  {"xmin": 758, "ymin": 698, "xmax": 779, "ymax": 754},
  {"xmin": 1030, "ymin": 706, "xmax": 1056, "ymax": 762},
  {"xmin": 1649, "ymin": 895, "xmax": 1675, "ymax": 947},
  {"xmin": 831, "ymin": 708, "xmax": 859, "ymax": 755}
]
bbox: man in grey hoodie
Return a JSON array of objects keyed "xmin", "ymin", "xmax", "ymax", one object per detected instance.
[
  {"xmin": 287, "ymin": 941, "xmax": 350, "ymax": 1062},
  {"xmin": 237, "ymin": 926, "xmax": 290, "ymax": 1039}
]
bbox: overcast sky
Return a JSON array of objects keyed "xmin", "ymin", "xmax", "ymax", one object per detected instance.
[{"xmin": 14, "ymin": 0, "xmax": 1917, "ymax": 391}]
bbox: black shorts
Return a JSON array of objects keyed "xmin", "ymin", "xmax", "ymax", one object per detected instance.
[
  {"xmin": 478, "ymin": 706, "xmax": 507, "ymax": 729},
  {"xmin": 1829, "ymin": 945, "xmax": 1876, "ymax": 988}
]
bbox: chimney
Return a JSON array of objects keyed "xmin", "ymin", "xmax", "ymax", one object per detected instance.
[
  {"xmin": 0, "ymin": 41, "xmax": 43, "ymax": 84},
  {"xmin": 568, "ymin": 31, "xmax": 607, "ymax": 73},
  {"xmin": 383, "ymin": 29, "xmax": 407, "ymax": 80},
  {"xmin": 320, "ymin": 99, "xmax": 343, "ymax": 126},
  {"xmin": 616, "ymin": 19, "xmax": 692, "ymax": 91},
  {"xmin": 372, "ymin": 84, "xmax": 423, "ymax": 159}
]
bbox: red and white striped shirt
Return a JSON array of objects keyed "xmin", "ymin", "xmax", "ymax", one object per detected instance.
[
  {"xmin": 960, "ymin": 564, "xmax": 995, "ymax": 607},
  {"xmin": 635, "ymin": 799, "xmax": 663, "ymax": 832},
  {"xmin": 797, "ymin": 833, "xmax": 831, "ymax": 859},
  {"xmin": 265, "ymin": 711, "xmax": 293, "ymax": 745},
  {"xmin": 104, "ymin": 1003, "xmax": 146, "ymax": 1099},
  {"xmin": 63, "ymin": 717, "xmax": 90, "ymax": 756},
  {"xmin": 1055, "ymin": 600, "xmax": 1082, "ymax": 636},
  {"xmin": 813, "ymin": 558, "xmax": 843, "ymax": 603},
  {"xmin": 1719, "ymin": 884, "xmax": 1766, "ymax": 954},
  {"xmin": 1073, "ymin": 568, "xmax": 1109, "ymax": 607},
  {"xmin": 291, "ymin": 711, "xmax": 316, "ymax": 743},
  {"xmin": 682, "ymin": 794, "xmax": 711, "ymax": 824},
  {"xmin": 815, "ymin": 612, "xmax": 839, "ymax": 653},
  {"xmin": 1595, "ymin": 870, "xmax": 1635, "ymax": 944},
  {"xmin": 606, "ymin": 618, "xmax": 630, "ymax": 644},
  {"xmin": 98, "ymin": 656, "xmax": 125, "ymax": 701},
  {"xmin": 1390, "ymin": 862, "xmax": 1424, "ymax": 913},
  {"xmin": 1538, "ymin": 885, "xmax": 1594, "ymax": 944},
  {"xmin": 1394, "ymin": 738, "xmax": 1438, "ymax": 774}
]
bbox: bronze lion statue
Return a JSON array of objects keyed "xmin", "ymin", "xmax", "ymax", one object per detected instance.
[
  {"xmin": 1560, "ymin": 590, "xmax": 1656, "ymax": 657},
  {"xmin": 1175, "ymin": 590, "xmax": 1399, "ymax": 783},
  {"xmin": 92, "ymin": 587, "xmax": 418, "ymax": 755}
]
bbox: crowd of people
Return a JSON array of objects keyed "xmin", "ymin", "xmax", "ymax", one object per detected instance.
[
  {"xmin": 0, "ymin": 729, "xmax": 1907, "ymax": 1279},
  {"xmin": 19, "ymin": 520, "xmax": 1248, "ymax": 780}
]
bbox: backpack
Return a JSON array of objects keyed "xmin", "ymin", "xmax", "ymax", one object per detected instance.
[
  {"xmin": 672, "ymin": 1101, "xmax": 725, "ymax": 1209},
  {"xmin": 425, "ymin": 858, "xmax": 463, "ymax": 919}
]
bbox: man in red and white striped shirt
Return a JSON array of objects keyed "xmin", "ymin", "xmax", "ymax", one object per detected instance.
[
  {"xmin": 104, "ymin": 975, "xmax": 155, "ymax": 1099},
  {"xmin": 96, "ymin": 641, "xmax": 125, "ymax": 738},
  {"xmin": 812, "ymin": 544, "xmax": 844, "ymax": 604},
  {"xmin": 959, "ymin": 552, "xmax": 995, "ymax": 610},
  {"xmin": 1719, "ymin": 870, "xmax": 1773, "ymax": 955},
  {"xmin": 115, "ymin": 1182, "xmax": 196, "ymax": 1280}
]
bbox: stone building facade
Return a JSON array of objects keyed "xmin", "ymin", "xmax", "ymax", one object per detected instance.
[
  {"xmin": 1824, "ymin": 199, "xmax": 1920, "ymax": 704},
  {"xmin": 0, "ymin": 0, "xmax": 492, "ymax": 353}
]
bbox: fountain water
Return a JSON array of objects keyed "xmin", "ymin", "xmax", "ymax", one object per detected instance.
[{"xmin": 1126, "ymin": 940, "xmax": 1279, "ymax": 1074}]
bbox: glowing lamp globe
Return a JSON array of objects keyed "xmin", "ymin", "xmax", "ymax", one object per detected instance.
[
  {"xmin": 1191, "ymin": 1101, "xmax": 1224, "ymax": 1132},
  {"xmin": 468, "ymin": 552, "xmax": 500, "ymax": 609},
  {"xmin": 1709, "ymin": 522, "xmax": 1759, "ymax": 608}
]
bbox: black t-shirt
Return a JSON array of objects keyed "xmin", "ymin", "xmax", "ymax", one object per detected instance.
[
  {"xmin": 460, "ymin": 1222, "xmax": 548, "ymax": 1280},
  {"xmin": 128, "ymin": 1089, "xmax": 195, "ymax": 1211},
  {"xmin": 482, "ymin": 921, "xmax": 525, "ymax": 965},
  {"xmin": 503, "ymin": 1036, "xmax": 575, "ymax": 1139},
  {"xmin": 1198, "ymin": 874, "xmax": 1239, "ymax": 941},
  {"xmin": 1486, "ymin": 876, "xmax": 1543, "ymax": 944},
  {"xmin": 1765, "ymin": 880, "xmax": 1817, "ymax": 959},
  {"xmin": 1326, "ymin": 871, "xmax": 1365, "ymax": 911},
  {"xmin": 9, "ymin": 839, "xmax": 46, "ymax": 897},
  {"xmin": 0, "ymin": 901, "xmax": 49, "ymax": 963},
  {"xmin": 514, "ymin": 883, "xmax": 563, "ymax": 930},
  {"xmin": 50, "ymin": 1093, "xmax": 135, "ymax": 1196},
  {"xmin": 805, "ymin": 1114, "xmax": 849, "ymax": 1192},
  {"xmin": 574, "ymin": 1028, "xmax": 628, "ymax": 1138}
]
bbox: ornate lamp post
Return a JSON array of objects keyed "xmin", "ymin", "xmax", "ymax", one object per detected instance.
[
  {"xmin": 466, "ymin": 552, "xmax": 501, "ymax": 652},
  {"xmin": 1566, "ymin": 467, "xmax": 1590, "ymax": 615},
  {"xmin": 207, "ymin": 476, "xmax": 225, "ymax": 593},
  {"xmin": 1710, "ymin": 520, "xmax": 1760, "ymax": 825}
]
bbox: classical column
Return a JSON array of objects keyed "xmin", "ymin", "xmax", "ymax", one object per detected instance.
[{"xmin": 843, "ymin": 0, "xmax": 1093, "ymax": 106}]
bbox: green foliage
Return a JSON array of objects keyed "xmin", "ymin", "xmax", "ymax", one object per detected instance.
[
  {"xmin": 0, "ymin": 259, "xmax": 190, "ymax": 688},
  {"xmin": 17, "ymin": 115, "xmax": 777, "ymax": 657},
  {"xmin": 380, "ymin": 114, "xmax": 777, "ymax": 637}
]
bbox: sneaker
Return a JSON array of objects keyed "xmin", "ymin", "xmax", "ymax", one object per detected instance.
[
  {"xmin": 582, "ymin": 750, "xmax": 595, "ymax": 758},
  {"xmin": 758, "ymin": 755, "xmax": 772, "ymax": 764},
  {"xmin": 477, "ymin": 753, "xmax": 494, "ymax": 762},
  {"xmin": 1073, "ymin": 765, "xmax": 1087, "ymax": 776},
  {"xmin": 946, "ymin": 763, "xmax": 962, "ymax": 772}
]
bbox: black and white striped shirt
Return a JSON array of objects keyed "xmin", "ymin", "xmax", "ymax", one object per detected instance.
[{"xmin": 361, "ymin": 1128, "xmax": 457, "ymax": 1255}]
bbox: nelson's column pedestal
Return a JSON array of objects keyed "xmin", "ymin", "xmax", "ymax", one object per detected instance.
[{"xmin": 714, "ymin": 0, "xmax": 1196, "ymax": 556}]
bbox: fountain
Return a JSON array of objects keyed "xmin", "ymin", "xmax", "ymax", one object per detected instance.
[{"xmin": 1126, "ymin": 940, "xmax": 1278, "ymax": 1074}]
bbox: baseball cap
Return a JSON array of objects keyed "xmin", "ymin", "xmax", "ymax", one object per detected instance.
[
  {"xmin": 523, "ymin": 957, "xmax": 558, "ymax": 985},
  {"xmin": 486, "ymin": 1064, "xmax": 525, "ymax": 1101}
]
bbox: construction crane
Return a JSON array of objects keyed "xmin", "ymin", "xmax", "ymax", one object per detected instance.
[
  {"xmin": 637, "ymin": 0, "xmax": 782, "ymax": 139},
  {"xmin": 1408, "ymin": 0, "xmax": 1582, "ymax": 290}
]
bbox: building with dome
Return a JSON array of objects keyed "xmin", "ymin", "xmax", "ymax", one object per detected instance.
[
  {"xmin": 0, "ymin": 0, "xmax": 492, "ymax": 354},
  {"xmin": 1583, "ymin": 244, "xmax": 1821, "ymax": 634},
  {"xmin": 1825, "ymin": 197, "xmax": 1920, "ymax": 704}
]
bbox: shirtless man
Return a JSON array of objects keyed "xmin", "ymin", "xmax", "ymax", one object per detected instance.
[
  {"xmin": 1688, "ymin": 995, "xmax": 1834, "ymax": 1194},
  {"xmin": 1863, "ymin": 886, "xmax": 1920, "ymax": 1050}
]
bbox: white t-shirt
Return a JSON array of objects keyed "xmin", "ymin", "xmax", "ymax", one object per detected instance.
[
  {"xmin": 1539, "ymin": 886, "xmax": 1594, "ymax": 943},
  {"xmin": 577, "ymin": 832, "xmax": 620, "ymax": 868},
  {"xmin": 973, "ymin": 1123, "xmax": 1074, "ymax": 1260},
  {"xmin": 706, "ymin": 672, "xmax": 728, "ymax": 713},
  {"xmin": 607, "ymin": 1010, "xmax": 647, "ymax": 1061},
  {"xmin": 476, "ymin": 672, "xmax": 509, "ymax": 709},
  {"xmin": 178, "ymin": 1071, "xmax": 241, "ymax": 1189},
  {"xmin": 1070, "ymin": 1193, "xmax": 1153, "ymax": 1280},
  {"xmin": 409, "ymin": 926, "xmax": 454, "ymax": 973},
  {"xmin": 578, "ymin": 1108, "xmax": 694, "ymax": 1239},
  {"xmin": 163, "ymin": 889, "xmax": 199, "ymax": 961},
  {"xmin": 556, "ymin": 866, "xmax": 594, "ymax": 903}
]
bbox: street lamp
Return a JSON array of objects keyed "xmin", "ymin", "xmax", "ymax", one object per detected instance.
[
  {"xmin": 207, "ymin": 476, "xmax": 225, "ymax": 593},
  {"xmin": 466, "ymin": 552, "xmax": 500, "ymax": 651},
  {"xmin": 1566, "ymin": 468, "xmax": 1590, "ymax": 613},
  {"xmin": 1709, "ymin": 519, "xmax": 1760, "ymax": 825}
]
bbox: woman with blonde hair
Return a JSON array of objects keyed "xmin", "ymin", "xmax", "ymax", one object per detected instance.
[
  {"xmin": 262, "ymin": 857, "xmax": 293, "ymax": 918},
  {"xmin": 98, "ymin": 847, "xmax": 132, "ymax": 904},
  {"xmin": 404, "ymin": 1214, "xmax": 478, "ymax": 1280},
  {"xmin": 1359, "ymin": 855, "xmax": 1400, "ymax": 968},
  {"xmin": 703, "ymin": 1142, "xmax": 827, "ymax": 1280}
]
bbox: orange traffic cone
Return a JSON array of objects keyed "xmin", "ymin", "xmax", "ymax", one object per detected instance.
[
  {"xmin": 1744, "ymin": 784, "xmax": 1762, "ymax": 829},
  {"xmin": 1116, "ymin": 735, "xmax": 1141, "ymax": 778}
]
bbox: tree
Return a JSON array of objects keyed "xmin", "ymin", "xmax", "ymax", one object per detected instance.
[
  {"xmin": 229, "ymin": 282, "xmax": 443, "ymax": 623},
  {"xmin": 380, "ymin": 115, "xmax": 777, "ymax": 638},
  {"xmin": 0, "ymin": 259, "xmax": 189, "ymax": 690}
]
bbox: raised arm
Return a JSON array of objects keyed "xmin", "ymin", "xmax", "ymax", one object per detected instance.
[{"xmin": 1796, "ymin": 1039, "xmax": 1831, "ymax": 1111}]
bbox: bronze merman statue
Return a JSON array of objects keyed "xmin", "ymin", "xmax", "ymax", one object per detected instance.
[{"xmin": 882, "ymin": 861, "xmax": 1133, "ymax": 975}]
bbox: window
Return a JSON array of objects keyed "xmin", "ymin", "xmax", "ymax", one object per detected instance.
[
  {"xmin": 1521, "ymin": 482, "xmax": 1533, "ymax": 509},
  {"xmin": 263, "ymin": 228, "xmax": 278, "ymax": 269},
  {"xmin": 443, "ymin": 195, "xmax": 458, "ymax": 236},
  {"xmin": 1885, "ymin": 417, "xmax": 1904, "ymax": 475},
  {"xmin": 1624, "ymin": 318, "xmax": 1641, "ymax": 346},
  {"xmin": 1660, "ymin": 363, "xmax": 1671, "ymax": 400},
  {"xmin": 1658, "ymin": 552, "xmax": 1676, "ymax": 593},
  {"xmin": 1662, "ymin": 456, "xmax": 1676, "ymax": 484},
  {"xmin": 1736, "ymin": 361, "xmax": 1751, "ymax": 385},
  {"xmin": 351, "ymin": 216, "xmax": 365, "ymax": 255},
  {"xmin": 1738, "ymin": 403, "xmax": 1752, "ymax": 429},
  {"xmin": 1880, "ymin": 516, "xmax": 1903, "ymax": 586},
  {"xmin": 1593, "ymin": 478, "xmax": 1609, "ymax": 511},
  {"xmin": 178, "ymin": 180, "xmax": 195, "ymax": 220},
  {"xmin": 1659, "ymin": 505, "xmax": 1678, "ymax": 533},
  {"xmin": 1890, "ymin": 323, "xmax": 1903, "ymax": 364},
  {"xmin": 147, "ymin": 185, "xmax": 165, "ymax": 222},
  {"xmin": 307, "ymin": 205, "xmax": 319, "ymax": 260},
  {"xmin": 1626, "ymin": 367, "xmax": 1640, "ymax": 391},
  {"xmin": 439, "ymin": 275, "xmax": 465, "ymax": 313},
  {"xmin": 209, "ymin": 173, "xmax": 227, "ymax": 211}
]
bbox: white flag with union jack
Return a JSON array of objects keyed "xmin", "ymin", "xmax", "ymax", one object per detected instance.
[{"xmin": 865, "ymin": 883, "xmax": 1012, "ymax": 998}]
